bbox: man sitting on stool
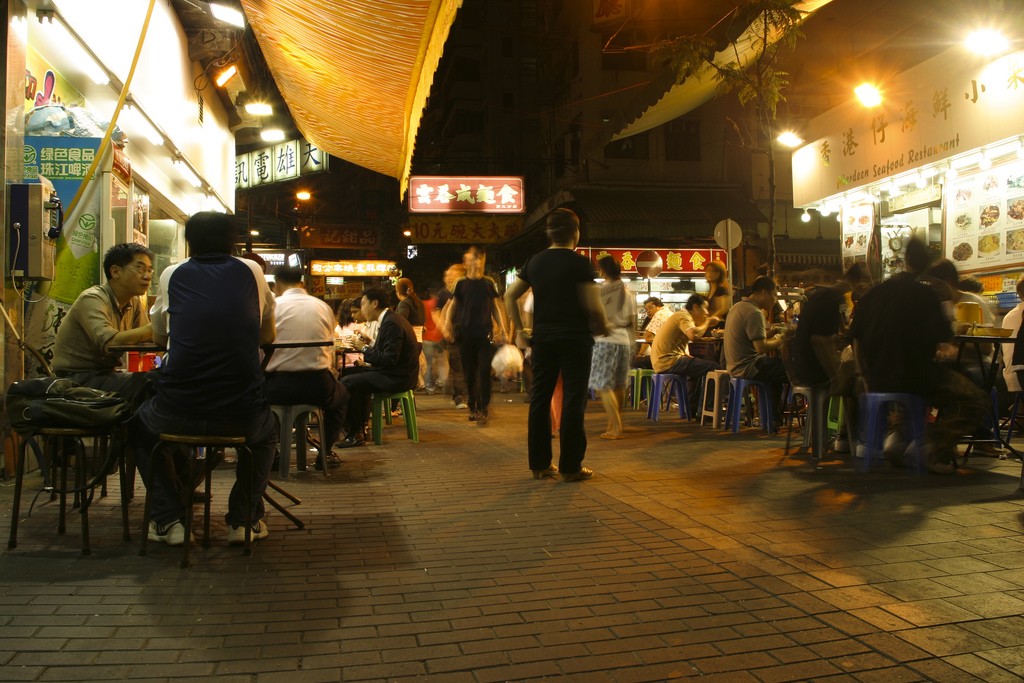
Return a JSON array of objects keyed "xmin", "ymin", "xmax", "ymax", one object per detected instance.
[
  {"xmin": 134, "ymin": 211, "xmax": 278, "ymax": 547},
  {"xmin": 265, "ymin": 265, "xmax": 349, "ymax": 470},
  {"xmin": 52, "ymin": 242, "xmax": 155, "ymax": 408},
  {"xmin": 338, "ymin": 287, "xmax": 420, "ymax": 447},
  {"xmin": 650, "ymin": 294, "xmax": 721, "ymax": 409}
]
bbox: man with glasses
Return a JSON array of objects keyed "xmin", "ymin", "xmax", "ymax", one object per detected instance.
[{"xmin": 52, "ymin": 242, "xmax": 155, "ymax": 407}]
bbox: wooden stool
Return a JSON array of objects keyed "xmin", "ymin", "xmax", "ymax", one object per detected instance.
[
  {"xmin": 139, "ymin": 434, "xmax": 253, "ymax": 567},
  {"xmin": 370, "ymin": 390, "xmax": 419, "ymax": 445},
  {"xmin": 270, "ymin": 404, "xmax": 327, "ymax": 478},
  {"xmin": 7, "ymin": 426, "xmax": 128, "ymax": 556}
]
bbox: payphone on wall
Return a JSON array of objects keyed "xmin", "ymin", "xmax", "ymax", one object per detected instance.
[{"xmin": 7, "ymin": 179, "xmax": 63, "ymax": 281}]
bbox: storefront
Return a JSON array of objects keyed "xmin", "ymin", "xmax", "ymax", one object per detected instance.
[
  {"xmin": 574, "ymin": 246, "xmax": 729, "ymax": 309},
  {"xmin": 12, "ymin": 0, "xmax": 235, "ymax": 367},
  {"xmin": 792, "ymin": 42, "xmax": 1024, "ymax": 302}
]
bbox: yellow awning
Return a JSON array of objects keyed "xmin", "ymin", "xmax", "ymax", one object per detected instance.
[{"xmin": 240, "ymin": 0, "xmax": 463, "ymax": 198}]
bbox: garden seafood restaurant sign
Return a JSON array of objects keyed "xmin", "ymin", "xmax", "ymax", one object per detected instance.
[
  {"xmin": 576, "ymin": 247, "xmax": 727, "ymax": 275},
  {"xmin": 408, "ymin": 176, "xmax": 524, "ymax": 214}
]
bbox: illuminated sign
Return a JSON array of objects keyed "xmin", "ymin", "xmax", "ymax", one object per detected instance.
[
  {"xmin": 299, "ymin": 224, "xmax": 379, "ymax": 249},
  {"xmin": 253, "ymin": 249, "xmax": 303, "ymax": 269},
  {"xmin": 403, "ymin": 215, "xmax": 522, "ymax": 243},
  {"xmin": 325, "ymin": 276, "xmax": 345, "ymax": 285},
  {"xmin": 575, "ymin": 247, "xmax": 728, "ymax": 275},
  {"xmin": 235, "ymin": 138, "xmax": 329, "ymax": 189},
  {"xmin": 408, "ymin": 175, "xmax": 524, "ymax": 214},
  {"xmin": 310, "ymin": 259, "xmax": 396, "ymax": 276}
]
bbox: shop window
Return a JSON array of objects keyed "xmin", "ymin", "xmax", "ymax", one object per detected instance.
[
  {"xmin": 604, "ymin": 133, "xmax": 649, "ymax": 159},
  {"xmin": 665, "ymin": 119, "xmax": 701, "ymax": 162}
]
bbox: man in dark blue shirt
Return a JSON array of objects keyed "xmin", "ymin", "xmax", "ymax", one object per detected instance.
[{"xmin": 135, "ymin": 211, "xmax": 278, "ymax": 547}]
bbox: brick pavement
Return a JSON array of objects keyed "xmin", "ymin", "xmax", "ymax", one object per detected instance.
[{"xmin": 1, "ymin": 392, "xmax": 1024, "ymax": 682}]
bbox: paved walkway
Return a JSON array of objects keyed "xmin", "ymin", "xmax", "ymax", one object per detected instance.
[{"xmin": 2, "ymin": 393, "xmax": 1024, "ymax": 682}]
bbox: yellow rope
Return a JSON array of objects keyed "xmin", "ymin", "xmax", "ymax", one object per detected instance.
[{"xmin": 65, "ymin": 0, "xmax": 157, "ymax": 217}]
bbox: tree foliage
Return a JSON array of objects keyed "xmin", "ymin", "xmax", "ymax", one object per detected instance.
[{"xmin": 655, "ymin": 0, "xmax": 806, "ymax": 277}]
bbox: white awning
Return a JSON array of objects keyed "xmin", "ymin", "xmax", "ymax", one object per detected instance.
[{"xmin": 612, "ymin": 0, "xmax": 833, "ymax": 142}]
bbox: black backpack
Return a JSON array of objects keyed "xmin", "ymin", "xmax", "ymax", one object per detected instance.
[{"xmin": 5, "ymin": 377, "xmax": 130, "ymax": 432}]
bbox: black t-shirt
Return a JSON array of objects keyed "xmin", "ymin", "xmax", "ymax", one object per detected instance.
[
  {"xmin": 791, "ymin": 286, "xmax": 844, "ymax": 385},
  {"xmin": 452, "ymin": 277, "xmax": 498, "ymax": 340},
  {"xmin": 849, "ymin": 273, "xmax": 951, "ymax": 393},
  {"xmin": 521, "ymin": 248, "xmax": 596, "ymax": 341}
]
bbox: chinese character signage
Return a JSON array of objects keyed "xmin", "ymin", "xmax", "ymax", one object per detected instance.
[
  {"xmin": 403, "ymin": 215, "xmax": 522, "ymax": 243},
  {"xmin": 24, "ymin": 136, "xmax": 101, "ymax": 209},
  {"xmin": 310, "ymin": 259, "xmax": 396, "ymax": 277},
  {"xmin": 575, "ymin": 247, "xmax": 727, "ymax": 275},
  {"xmin": 793, "ymin": 47, "xmax": 1024, "ymax": 206},
  {"xmin": 408, "ymin": 175, "xmax": 524, "ymax": 214},
  {"xmin": 298, "ymin": 224, "xmax": 379, "ymax": 249},
  {"xmin": 235, "ymin": 138, "xmax": 328, "ymax": 189},
  {"xmin": 593, "ymin": 0, "xmax": 629, "ymax": 27}
]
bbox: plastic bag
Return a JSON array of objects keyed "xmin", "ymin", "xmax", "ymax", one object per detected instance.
[{"xmin": 491, "ymin": 344, "xmax": 523, "ymax": 379}]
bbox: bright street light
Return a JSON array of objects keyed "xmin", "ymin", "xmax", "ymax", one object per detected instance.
[{"xmin": 854, "ymin": 83, "xmax": 882, "ymax": 108}]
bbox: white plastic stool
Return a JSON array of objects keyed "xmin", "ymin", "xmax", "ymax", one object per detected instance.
[
  {"xmin": 700, "ymin": 370, "xmax": 731, "ymax": 428},
  {"xmin": 270, "ymin": 404, "xmax": 327, "ymax": 478}
]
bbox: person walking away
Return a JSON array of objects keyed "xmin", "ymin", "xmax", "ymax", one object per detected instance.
[
  {"xmin": 421, "ymin": 286, "xmax": 447, "ymax": 394},
  {"xmin": 505, "ymin": 208, "xmax": 611, "ymax": 481},
  {"xmin": 395, "ymin": 277, "xmax": 427, "ymax": 390},
  {"xmin": 445, "ymin": 246, "xmax": 507, "ymax": 425},
  {"xmin": 588, "ymin": 255, "xmax": 636, "ymax": 439},
  {"xmin": 436, "ymin": 263, "xmax": 469, "ymax": 409}
]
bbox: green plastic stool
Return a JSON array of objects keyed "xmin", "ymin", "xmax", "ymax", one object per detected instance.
[
  {"xmin": 826, "ymin": 396, "xmax": 844, "ymax": 434},
  {"xmin": 371, "ymin": 390, "xmax": 419, "ymax": 445},
  {"xmin": 629, "ymin": 369, "xmax": 654, "ymax": 410}
]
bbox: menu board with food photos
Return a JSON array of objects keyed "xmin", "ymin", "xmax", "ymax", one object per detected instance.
[
  {"xmin": 840, "ymin": 203, "xmax": 874, "ymax": 274},
  {"xmin": 945, "ymin": 160, "xmax": 1024, "ymax": 271}
]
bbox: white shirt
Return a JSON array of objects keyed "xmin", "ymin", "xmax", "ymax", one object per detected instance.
[
  {"xmin": 265, "ymin": 287, "xmax": 336, "ymax": 372},
  {"xmin": 1002, "ymin": 302, "xmax": 1024, "ymax": 392}
]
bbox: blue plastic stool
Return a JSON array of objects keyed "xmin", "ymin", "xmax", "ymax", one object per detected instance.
[
  {"xmin": 858, "ymin": 392, "xmax": 929, "ymax": 473},
  {"xmin": 726, "ymin": 378, "xmax": 776, "ymax": 433},
  {"xmin": 646, "ymin": 373, "xmax": 690, "ymax": 421}
]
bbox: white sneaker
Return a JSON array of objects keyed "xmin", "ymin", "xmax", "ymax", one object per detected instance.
[
  {"xmin": 227, "ymin": 519, "xmax": 269, "ymax": 545},
  {"xmin": 148, "ymin": 520, "xmax": 193, "ymax": 547}
]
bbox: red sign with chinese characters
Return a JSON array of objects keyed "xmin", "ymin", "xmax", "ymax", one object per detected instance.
[
  {"xmin": 576, "ymin": 247, "xmax": 727, "ymax": 275},
  {"xmin": 408, "ymin": 175, "xmax": 524, "ymax": 214}
]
